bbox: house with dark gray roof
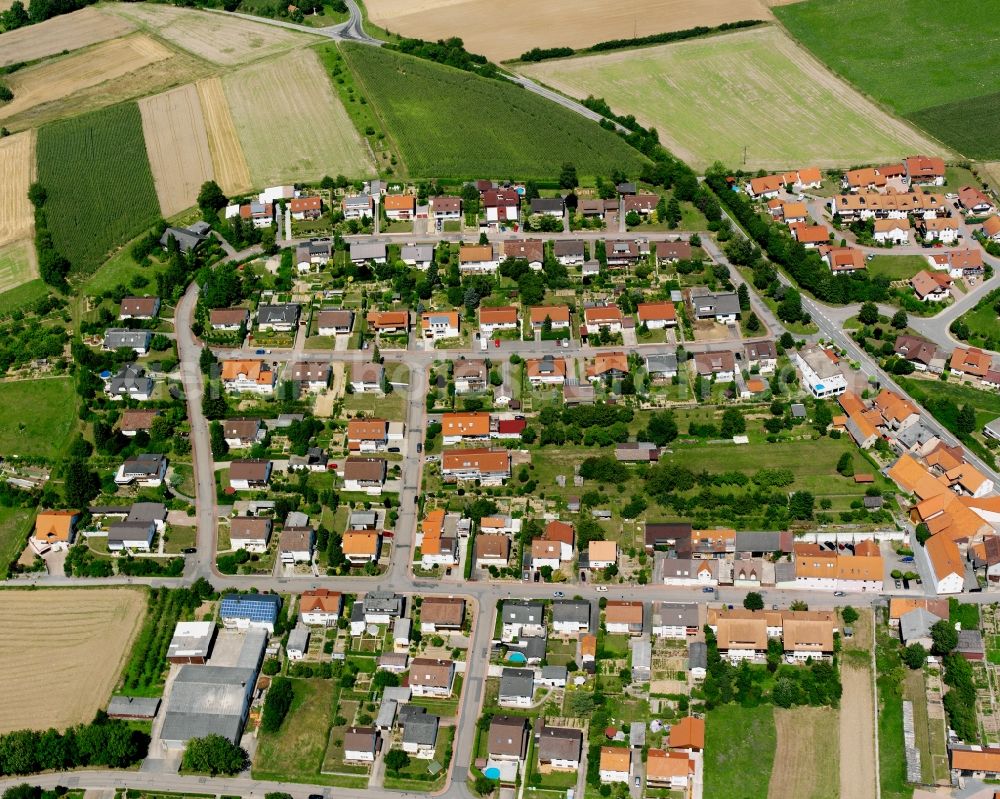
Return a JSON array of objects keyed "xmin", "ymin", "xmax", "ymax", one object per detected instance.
[
  {"xmin": 646, "ymin": 353, "xmax": 678, "ymax": 379},
  {"xmin": 499, "ymin": 668, "xmax": 535, "ymax": 707},
  {"xmin": 690, "ymin": 289, "xmax": 741, "ymax": 323},
  {"xmin": 107, "ymin": 363, "xmax": 154, "ymax": 401},
  {"xmin": 257, "ymin": 304, "xmax": 300, "ymax": 332},
  {"xmin": 734, "ymin": 531, "xmax": 793, "ymax": 556},
  {"xmin": 401, "ymin": 244, "xmax": 435, "ymax": 267},
  {"xmin": 688, "ymin": 641, "xmax": 707, "ymax": 678},
  {"xmin": 501, "ymin": 600, "xmax": 545, "ymax": 640},
  {"xmin": 350, "ymin": 241, "xmax": 388, "ymax": 264},
  {"xmin": 401, "ymin": 709, "xmax": 439, "ymax": 758},
  {"xmin": 538, "ymin": 726, "xmax": 582, "ymax": 770},
  {"xmin": 531, "ymin": 197, "xmax": 565, "ymax": 217},
  {"xmin": 651, "ymin": 602, "xmax": 699, "ymax": 638},
  {"xmin": 161, "ymin": 222, "xmax": 210, "ymax": 253},
  {"xmin": 101, "ymin": 328, "xmax": 153, "ymax": 355},
  {"xmin": 552, "ymin": 599, "xmax": 592, "ymax": 635}
]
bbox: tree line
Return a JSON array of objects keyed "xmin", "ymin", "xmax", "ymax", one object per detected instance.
[{"xmin": 0, "ymin": 714, "xmax": 148, "ymax": 776}]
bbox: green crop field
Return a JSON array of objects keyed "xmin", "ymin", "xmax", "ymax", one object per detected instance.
[
  {"xmin": 520, "ymin": 26, "xmax": 946, "ymax": 171},
  {"xmin": 36, "ymin": 102, "xmax": 161, "ymax": 275},
  {"xmin": 0, "ymin": 377, "xmax": 77, "ymax": 457},
  {"xmin": 338, "ymin": 43, "xmax": 647, "ymax": 180},
  {"xmin": 776, "ymin": 0, "xmax": 1000, "ymax": 159},
  {"xmin": 0, "ymin": 241, "xmax": 36, "ymax": 295}
]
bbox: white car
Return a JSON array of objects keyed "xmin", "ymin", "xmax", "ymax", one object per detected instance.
[{"xmin": 596, "ymin": 586, "xmax": 609, "ymax": 593}]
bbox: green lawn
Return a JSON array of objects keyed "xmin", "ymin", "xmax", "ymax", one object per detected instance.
[
  {"xmin": 253, "ymin": 678, "xmax": 339, "ymax": 783},
  {"xmin": 704, "ymin": 704, "xmax": 776, "ymax": 799},
  {"xmin": 0, "ymin": 505, "xmax": 35, "ymax": 578},
  {"xmin": 343, "ymin": 388, "xmax": 407, "ymax": 420},
  {"xmin": 163, "ymin": 526, "xmax": 196, "ymax": 554},
  {"xmin": 520, "ymin": 25, "xmax": 942, "ymax": 170},
  {"xmin": 0, "ymin": 240, "xmax": 36, "ymax": 295},
  {"xmin": 776, "ymin": 0, "xmax": 997, "ymax": 158},
  {"xmin": 383, "ymin": 726, "xmax": 455, "ymax": 792},
  {"xmin": 338, "ymin": 43, "xmax": 647, "ymax": 180},
  {"xmin": 867, "ymin": 255, "xmax": 928, "ymax": 281},
  {"xmin": 898, "ymin": 375, "xmax": 1000, "ymax": 432},
  {"xmin": 0, "ymin": 279, "xmax": 49, "ymax": 317},
  {"xmin": 953, "ymin": 287, "xmax": 1000, "ymax": 350},
  {"xmin": 36, "ymin": 102, "xmax": 161, "ymax": 275},
  {"xmin": 0, "ymin": 377, "xmax": 77, "ymax": 457}
]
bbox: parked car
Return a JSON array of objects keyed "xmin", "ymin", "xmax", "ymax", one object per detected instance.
[
  {"xmin": 416, "ymin": 442, "xmax": 423, "ymax": 453},
  {"xmin": 596, "ymin": 586, "xmax": 609, "ymax": 593},
  {"xmin": 833, "ymin": 591, "xmax": 845, "ymax": 597},
  {"xmin": 553, "ymin": 591, "xmax": 565, "ymax": 598},
  {"xmin": 702, "ymin": 587, "xmax": 714, "ymax": 593},
  {"xmin": 255, "ymin": 349, "xmax": 265, "ymax": 355}
]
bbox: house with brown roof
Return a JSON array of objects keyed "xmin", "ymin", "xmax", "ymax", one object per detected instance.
[
  {"xmin": 792, "ymin": 541, "xmax": 883, "ymax": 592},
  {"xmin": 32, "ymin": 510, "xmax": 79, "ymax": 551},
  {"xmin": 693, "ymin": 350, "xmax": 736, "ymax": 381},
  {"xmin": 289, "ymin": 195, "xmax": 322, "ymax": 220},
  {"xmin": 646, "ymin": 750, "xmax": 694, "ymax": 790},
  {"xmin": 119, "ymin": 409, "xmax": 160, "ymax": 437},
  {"xmin": 538, "ymin": 726, "xmax": 583, "ymax": 770},
  {"xmin": 317, "ymin": 309, "xmax": 354, "ymax": 336},
  {"xmin": 474, "ymin": 534, "xmax": 511, "ymax": 569},
  {"xmin": 119, "ymin": 296, "xmax": 161, "ymax": 320},
  {"xmin": 894, "ymin": 334, "xmax": 944, "ymax": 372},
  {"xmin": 598, "ymin": 747, "xmax": 632, "ymax": 783},
  {"xmin": 287, "ymin": 361, "xmax": 331, "ymax": 392},
  {"xmin": 384, "ymin": 194, "xmax": 416, "ymax": 220},
  {"xmin": 223, "ymin": 418, "xmax": 264, "ymax": 449},
  {"xmin": 904, "ymin": 155, "xmax": 945, "ymax": 186},
  {"xmin": 229, "ymin": 516, "xmax": 272, "ymax": 552},
  {"xmin": 420, "ymin": 597, "xmax": 465, "ymax": 633},
  {"xmin": 479, "ymin": 305, "xmax": 519, "ymax": 336},
  {"xmin": 430, "ymin": 196, "xmax": 461, "ymax": 221},
  {"xmin": 873, "ymin": 389, "xmax": 920, "ymax": 431},
  {"xmin": 351, "ymin": 362, "xmax": 385, "ymax": 393},
  {"xmin": 927, "ymin": 248, "xmax": 984, "ymax": 279},
  {"xmin": 279, "ymin": 527, "xmax": 314, "ymax": 564},
  {"xmin": 525, "ymin": 355, "xmax": 566, "ymax": 385},
  {"xmin": 409, "ymin": 658, "xmax": 455, "ymax": 697},
  {"xmin": 820, "ymin": 245, "xmax": 866, "ymax": 274},
  {"xmin": 502, "ymin": 239, "xmax": 544, "ymax": 268},
  {"xmin": 209, "ymin": 308, "xmax": 250, "ymax": 331},
  {"xmin": 483, "ymin": 189, "xmax": 520, "ymax": 225},
  {"xmin": 529, "ymin": 306, "xmax": 571, "ymax": 330},
  {"xmin": 342, "ymin": 458, "xmax": 387, "ymax": 494},
  {"xmin": 348, "ymin": 418, "xmax": 390, "ymax": 452},
  {"xmin": 343, "ymin": 727, "xmax": 379, "ymax": 762},
  {"xmin": 637, "ymin": 301, "xmax": 677, "ymax": 329},
  {"xmin": 605, "ymin": 601, "xmax": 644, "ymax": 635},
  {"xmin": 553, "ymin": 240, "xmax": 584, "ymax": 265},
  {"xmin": 654, "ymin": 241, "xmax": 692, "ymax": 263},
  {"xmin": 228, "ymin": 460, "xmax": 272, "ymax": 491},
  {"xmin": 342, "ymin": 531, "xmax": 381, "ymax": 564},
  {"xmin": 586, "ymin": 351, "xmax": 629, "ymax": 380},
  {"xmin": 605, "ymin": 239, "xmax": 645, "ymax": 267},
  {"xmin": 623, "ymin": 194, "xmax": 658, "ymax": 215},
  {"xmin": 366, "ymin": 310, "xmax": 410, "ymax": 334},
  {"xmin": 488, "ymin": 715, "xmax": 529, "ymax": 761},
  {"xmin": 958, "ymin": 186, "xmax": 995, "ymax": 216},
  {"xmin": 453, "ymin": 358, "xmax": 488, "ymax": 393},
  {"xmin": 746, "ymin": 174, "xmax": 784, "ymax": 199},
  {"xmin": 459, "ymin": 244, "xmax": 499, "ymax": 273},
  {"xmin": 299, "ymin": 589, "xmax": 343, "ymax": 626},
  {"xmin": 951, "ymin": 346, "xmax": 993, "ymax": 379}
]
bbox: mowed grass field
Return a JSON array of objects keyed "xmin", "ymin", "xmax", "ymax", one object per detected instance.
[
  {"xmin": 0, "ymin": 130, "xmax": 35, "ymax": 249},
  {"xmin": 140, "ymin": 84, "xmax": 216, "ymax": 217},
  {"xmin": 37, "ymin": 102, "xmax": 161, "ymax": 274},
  {"xmin": 0, "ymin": 505, "xmax": 34, "ymax": 580},
  {"xmin": 0, "ymin": 241, "xmax": 38, "ymax": 295},
  {"xmin": 224, "ymin": 48, "xmax": 373, "ymax": 186},
  {"xmin": 0, "ymin": 7, "xmax": 136, "ymax": 68},
  {"xmin": 340, "ymin": 43, "xmax": 648, "ymax": 179},
  {"xmin": 365, "ymin": 0, "xmax": 776, "ymax": 61},
  {"xmin": 768, "ymin": 707, "xmax": 839, "ymax": 799},
  {"xmin": 776, "ymin": 0, "xmax": 1000, "ymax": 159},
  {"xmin": 253, "ymin": 678, "xmax": 335, "ymax": 782},
  {"xmin": 0, "ymin": 377, "xmax": 77, "ymax": 458},
  {"xmin": 0, "ymin": 588, "xmax": 147, "ymax": 733},
  {"xmin": 705, "ymin": 704, "xmax": 776, "ymax": 799},
  {"xmin": 521, "ymin": 26, "xmax": 948, "ymax": 170},
  {"xmin": 105, "ymin": 3, "xmax": 316, "ymax": 66}
]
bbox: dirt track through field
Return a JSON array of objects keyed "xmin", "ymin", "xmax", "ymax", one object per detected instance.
[
  {"xmin": 367, "ymin": 0, "xmax": 775, "ymax": 61},
  {"xmin": 197, "ymin": 77, "xmax": 252, "ymax": 195},
  {"xmin": 0, "ymin": 588, "xmax": 146, "ymax": 733},
  {"xmin": 0, "ymin": 35, "xmax": 173, "ymax": 124},
  {"xmin": 0, "ymin": 130, "xmax": 34, "ymax": 248},
  {"xmin": 140, "ymin": 84, "xmax": 215, "ymax": 217},
  {"xmin": 840, "ymin": 665, "xmax": 878, "ymax": 799},
  {"xmin": 106, "ymin": 3, "xmax": 313, "ymax": 65},
  {"xmin": 223, "ymin": 48, "xmax": 372, "ymax": 185},
  {"xmin": 0, "ymin": 7, "xmax": 136, "ymax": 68},
  {"xmin": 769, "ymin": 706, "xmax": 839, "ymax": 799},
  {"xmin": 522, "ymin": 26, "xmax": 950, "ymax": 169}
]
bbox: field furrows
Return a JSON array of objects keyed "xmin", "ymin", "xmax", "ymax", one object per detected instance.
[
  {"xmin": 0, "ymin": 7, "xmax": 136, "ymax": 68},
  {"xmin": 0, "ymin": 130, "xmax": 34, "ymax": 248},
  {"xmin": 196, "ymin": 77, "xmax": 252, "ymax": 195}
]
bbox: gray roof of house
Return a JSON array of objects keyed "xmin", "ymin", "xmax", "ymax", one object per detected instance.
[
  {"xmin": 863, "ymin": 496, "xmax": 884, "ymax": 509},
  {"xmin": 121, "ymin": 453, "xmax": 166, "ymax": 477},
  {"xmin": 161, "ymin": 226, "xmax": 207, "ymax": 252},
  {"xmin": 654, "ymin": 602, "xmax": 699, "ymax": 628},
  {"xmin": 350, "ymin": 600, "xmax": 365, "ymax": 622},
  {"xmin": 791, "ymin": 403, "xmax": 807, "ymax": 418},
  {"xmin": 104, "ymin": 329, "xmax": 152, "ymax": 350},
  {"xmin": 900, "ymin": 607, "xmax": 941, "ymax": 642},
  {"xmin": 401, "ymin": 244, "xmax": 434, "ymax": 262},
  {"xmin": 896, "ymin": 423, "xmax": 938, "ymax": 449},
  {"xmin": 510, "ymin": 635, "xmax": 547, "ymax": 662},
  {"xmin": 402, "ymin": 712, "xmax": 439, "ymax": 746},
  {"xmin": 773, "ymin": 560, "xmax": 796, "ymax": 584},
  {"xmin": 350, "ymin": 241, "xmax": 387, "ymax": 260},
  {"xmin": 287, "ymin": 624, "xmax": 310, "ymax": 652},
  {"xmin": 258, "ymin": 304, "xmax": 300, "ymax": 325},
  {"xmin": 688, "ymin": 641, "xmax": 708, "ymax": 670},
  {"xmin": 364, "ymin": 591, "xmax": 402, "ymax": 615},
  {"xmin": 629, "ymin": 722, "xmax": 646, "ymax": 747},
  {"xmin": 159, "ymin": 665, "xmax": 255, "ymax": 744},
  {"xmin": 552, "ymin": 599, "xmax": 591, "ymax": 626},
  {"xmin": 350, "ymin": 510, "xmax": 378, "ymax": 526},
  {"xmin": 538, "ymin": 726, "xmax": 582, "ymax": 762},
  {"xmin": 531, "ymin": 198, "xmax": 564, "ymax": 213},
  {"xmin": 107, "ymin": 696, "xmax": 160, "ymax": 718},
  {"xmin": 630, "ymin": 638, "xmax": 652, "ymax": 670},
  {"xmin": 540, "ymin": 665, "xmax": 568, "ymax": 681},
  {"xmin": 108, "ymin": 521, "xmax": 155, "ymax": 546},
  {"xmin": 499, "ymin": 668, "xmax": 535, "ymax": 698},
  {"xmin": 503, "ymin": 600, "xmax": 544, "ymax": 625},
  {"xmin": 958, "ymin": 629, "xmax": 985, "ymax": 654},
  {"xmin": 127, "ymin": 502, "xmax": 167, "ymax": 524},
  {"xmin": 375, "ymin": 698, "xmax": 398, "ymax": 729},
  {"xmin": 646, "ymin": 353, "xmax": 678, "ymax": 374},
  {"xmin": 692, "ymin": 290, "xmax": 740, "ymax": 317}
]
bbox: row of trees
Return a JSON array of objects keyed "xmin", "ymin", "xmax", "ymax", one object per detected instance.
[{"xmin": 0, "ymin": 715, "xmax": 148, "ymax": 776}]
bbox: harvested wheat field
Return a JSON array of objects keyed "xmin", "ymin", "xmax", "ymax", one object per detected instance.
[
  {"xmin": 0, "ymin": 35, "xmax": 172, "ymax": 125},
  {"xmin": 197, "ymin": 77, "xmax": 252, "ymax": 195},
  {"xmin": 0, "ymin": 130, "xmax": 34, "ymax": 248},
  {"xmin": 839, "ymin": 664, "xmax": 877, "ymax": 799},
  {"xmin": 0, "ymin": 7, "xmax": 136, "ymax": 68},
  {"xmin": 106, "ymin": 3, "xmax": 314, "ymax": 65},
  {"xmin": 367, "ymin": 0, "xmax": 775, "ymax": 61},
  {"xmin": 522, "ymin": 26, "xmax": 950, "ymax": 170},
  {"xmin": 0, "ymin": 241, "xmax": 37, "ymax": 294},
  {"xmin": 0, "ymin": 588, "xmax": 146, "ymax": 733},
  {"xmin": 981, "ymin": 162, "xmax": 1000, "ymax": 193},
  {"xmin": 224, "ymin": 49, "xmax": 372, "ymax": 185},
  {"xmin": 140, "ymin": 84, "xmax": 215, "ymax": 216},
  {"xmin": 768, "ymin": 706, "xmax": 839, "ymax": 799}
]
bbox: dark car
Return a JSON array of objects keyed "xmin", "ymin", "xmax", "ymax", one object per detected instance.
[
  {"xmin": 181, "ymin": 547, "xmax": 197, "ymax": 554},
  {"xmin": 417, "ymin": 442, "xmax": 423, "ymax": 453}
]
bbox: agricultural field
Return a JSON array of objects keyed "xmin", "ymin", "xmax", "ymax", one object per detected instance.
[
  {"xmin": 776, "ymin": 0, "xmax": 1000, "ymax": 159},
  {"xmin": 0, "ymin": 377, "xmax": 77, "ymax": 458},
  {"xmin": 0, "ymin": 278, "xmax": 47, "ymax": 316},
  {"xmin": 840, "ymin": 664, "xmax": 877, "ymax": 799},
  {"xmin": 705, "ymin": 704, "xmax": 776, "ymax": 799},
  {"xmin": 521, "ymin": 26, "xmax": 949, "ymax": 170},
  {"xmin": 0, "ymin": 35, "xmax": 172, "ymax": 120},
  {"xmin": 197, "ymin": 77, "xmax": 253, "ymax": 195},
  {"xmin": 105, "ymin": 3, "xmax": 316, "ymax": 66},
  {"xmin": 0, "ymin": 7, "xmax": 136, "ymax": 68},
  {"xmin": 768, "ymin": 706, "xmax": 839, "ymax": 799},
  {"xmin": 339, "ymin": 43, "xmax": 648, "ymax": 179},
  {"xmin": 0, "ymin": 588, "xmax": 147, "ymax": 733},
  {"xmin": 139, "ymin": 84, "xmax": 216, "ymax": 217},
  {"xmin": 223, "ymin": 49, "xmax": 372, "ymax": 185},
  {"xmin": 37, "ymin": 102, "xmax": 161, "ymax": 274},
  {"xmin": 0, "ymin": 129, "xmax": 34, "ymax": 249},
  {"xmin": 0, "ymin": 240, "xmax": 37, "ymax": 295},
  {"xmin": 982, "ymin": 163, "xmax": 1000, "ymax": 193},
  {"xmin": 365, "ymin": 0, "xmax": 777, "ymax": 61}
]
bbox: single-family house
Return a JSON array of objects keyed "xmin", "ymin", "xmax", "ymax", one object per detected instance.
[
  {"xmin": 503, "ymin": 239, "xmax": 544, "ymax": 269},
  {"xmin": 115, "ymin": 453, "xmax": 167, "ymax": 487},
  {"xmin": 342, "ymin": 457, "xmax": 387, "ymax": 494},
  {"xmin": 483, "ymin": 189, "xmax": 520, "ymax": 224},
  {"xmin": 103, "ymin": 329, "xmax": 151, "ymax": 355},
  {"xmin": 480, "ymin": 305, "xmax": 519, "ymax": 336},
  {"xmin": 474, "ymin": 534, "xmax": 510, "ymax": 569},
  {"xmin": 583, "ymin": 304, "xmax": 624, "ymax": 334},
  {"xmin": 229, "ymin": 517, "xmax": 272, "ymax": 552},
  {"xmin": 350, "ymin": 362, "xmax": 385, "ymax": 393},
  {"xmin": 228, "ymin": 460, "xmax": 272, "ymax": 491},
  {"xmin": 599, "ymin": 747, "xmax": 632, "ymax": 783},
  {"xmin": 873, "ymin": 218, "xmax": 911, "ymax": 244},
  {"xmin": 257, "ymin": 304, "xmax": 300, "ymax": 332},
  {"xmin": 342, "ymin": 531, "xmax": 381, "ymax": 565},
  {"xmin": 221, "ymin": 360, "xmax": 276, "ymax": 395},
  {"xmin": 342, "ymin": 194, "xmax": 372, "ymax": 219},
  {"xmin": 911, "ymin": 270, "xmax": 952, "ymax": 302},
  {"xmin": 553, "ymin": 240, "xmax": 584, "ymax": 265},
  {"xmin": 605, "ymin": 601, "xmax": 644, "ymax": 635},
  {"xmin": 498, "ymin": 668, "xmax": 535, "ymax": 707},
  {"xmin": 299, "ymin": 589, "xmax": 342, "ymax": 626},
  {"xmin": 316, "ymin": 309, "xmax": 354, "ymax": 336},
  {"xmin": 350, "ymin": 241, "xmax": 388, "ymax": 265},
  {"xmin": 119, "ymin": 296, "xmax": 160, "ymax": 320},
  {"xmin": 409, "ymin": 658, "xmax": 455, "ymax": 697},
  {"xmin": 530, "ymin": 305, "xmax": 571, "ymax": 330},
  {"xmin": 441, "ymin": 447, "xmax": 511, "ymax": 484},
  {"xmin": 209, "ymin": 308, "xmax": 249, "ymax": 332},
  {"xmin": 637, "ymin": 301, "xmax": 677, "ymax": 329},
  {"xmin": 453, "ymin": 358, "xmax": 488, "ymax": 393},
  {"xmin": 538, "ymin": 726, "xmax": 582, "ymax": 771},
  {"xmin": 107, "ymin": 364, "xmax": 154, "ymax": 401},
  {"xmin": 693, "ymin": 350, "xmax": 736, "ymax": 381}
]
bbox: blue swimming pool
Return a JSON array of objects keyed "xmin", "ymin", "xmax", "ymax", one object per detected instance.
[
  {"xmin": 485, "ymin": 768, "xmax": 501, "ymax": 779},
  {"xmin": 507, "ymin": 652, "xmax": 527, "ymax": 664}
]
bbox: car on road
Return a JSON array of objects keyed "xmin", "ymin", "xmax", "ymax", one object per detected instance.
[
  {"xmin": 553, "ymin": 591, "xmax": 565, "ymax": 598},
  {"xmin": 901, "ymin": 556, "xmax": 914, "ymax": 563},
  {"xmin": 833, "ymin": 591, "xmax": 845, "ymax": 597},
  {"xmin": 416, "ymin": 442, "xmax": 422, "ymax": 453},
  {"xmin": 702, "ymin": 587, "xmax": 714, "ymax": 593},
  {"xmin": 635, "ymin": 777, "xmax": 641, "ymax": 788},
  {"xmin": 181, "ymin": 547, "xmax": 197, "ymax": 554},
  {"xmin": 255, "ymin": 349, "xmax": 265, "ymax": 355},
  {"xmin": 494, "ymin": 338, "xmax": 500, "ymax": 348},
  {"xmin": 596, "ymin": 586, "xmax": 608, "ymax": 593}
]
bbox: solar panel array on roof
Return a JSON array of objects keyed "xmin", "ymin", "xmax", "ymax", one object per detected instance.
[{"xmin": 219, "ymin": 593, "xmax": 281, "ymax": 622}]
